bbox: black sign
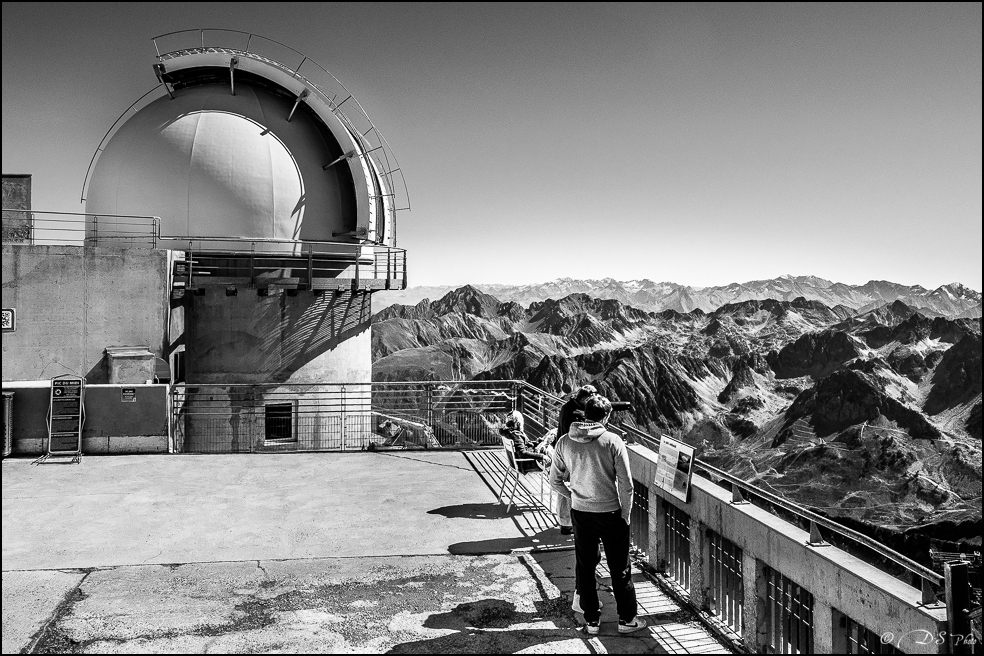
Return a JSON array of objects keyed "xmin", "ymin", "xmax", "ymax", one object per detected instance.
[
  {"xmin": 48, "ymin": 376, "xmax": 83, "ymax": 455},
  {"xmin": 121, "ymin": 388, "xmax": 136, "ymax": 403}
]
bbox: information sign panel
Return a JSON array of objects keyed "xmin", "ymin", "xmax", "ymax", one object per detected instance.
[
  {"xmin": 46, "ymin": 375, "xmax": 84, "ymax": 460},
  {"xmin": 121, "ymin": 388, "xmax": 136, "ymax": 403},
  {"xmin": 653, "ymin": 435, "xmax": 695, "ymax": 503},
  {"xmin": 1, "ymin": 308, "xmax": 14, "ymax": 333}
]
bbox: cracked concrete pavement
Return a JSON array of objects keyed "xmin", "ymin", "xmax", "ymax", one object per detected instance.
[{"xmin": 3, "ymin": 452, "xmax": 725, "ymax": 653}]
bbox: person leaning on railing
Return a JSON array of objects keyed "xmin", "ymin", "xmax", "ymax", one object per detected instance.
[
  {"xmin": 557, "ymin": 384, "xmax": 596, "ymax": 442},
  {"xmin": 553, "ymin": 385, "xmax": 596, "ymax": 534}
]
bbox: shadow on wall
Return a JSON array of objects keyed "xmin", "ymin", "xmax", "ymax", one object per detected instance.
[
  {"xmin": 187, "ymin": 290, "xmax": 370, "ymax": 382},
  {"xmin": 85, "ymin": 354, "xmax": 107, "ymax": 383}
]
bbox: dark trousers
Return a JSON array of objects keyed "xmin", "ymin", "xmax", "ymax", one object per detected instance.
[{"xmin": 571, "ymin": 508, "xmax": 637, "ymax": 623}]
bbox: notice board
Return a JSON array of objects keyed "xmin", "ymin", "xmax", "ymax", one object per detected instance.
[
  {"xmin": 48, "ymin": 375, "xmax": 84, "ymax": 456},
  {"xmin": 653, "ymin": 435, "xmax": 695, "ymax": 503}
]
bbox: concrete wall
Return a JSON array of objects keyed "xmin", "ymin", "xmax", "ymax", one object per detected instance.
[
  {"xmin": 2, "ymin": 382, "xmax": 169, "ymax": 454},
  {"xmin": 627, "ymin": 445, "xmax": 949, "ymax": 654},
  {"xmin": 1, "ymin": 245, "xmax": 169, "ymax": 383},
  {"xmin": 168, "ymin": 287, "xmax": 372, "ymax": 452},
  {"xmin": 186, "ymin": 288, "xmax": 371, "ymax": 384},
  {"xmin": 1, "ymin": 174, "xmax": 32, "ymax": 243}
]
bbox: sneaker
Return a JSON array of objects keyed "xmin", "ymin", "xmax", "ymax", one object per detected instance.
[
  {"xmin": 560, "ymin": 526, "xmax": 573, "ymax": 535},
  {"xmin": 571, "ymin": 592, "xmax": 602, "ymax": 614},
  {"xmin": 585, "ymin": 620, "xmax": 601, "ymax": 635},
  {"xmin": 618, "ymin": 617, "xmax": 648, "ymax": 634}
]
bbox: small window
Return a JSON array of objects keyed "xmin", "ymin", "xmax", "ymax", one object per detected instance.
[
  {"xmin": 172, "ymin": 351, "xmax": 186, "ymax": 383},
  {"xmin": 265, "ymin": 403, "xmax": 294, "ymax": 442}
]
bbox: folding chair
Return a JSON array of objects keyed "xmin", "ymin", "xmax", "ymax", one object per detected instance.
[{"xmin": 499, "ymin": 436, "xmax": 546, "ymax": 513}]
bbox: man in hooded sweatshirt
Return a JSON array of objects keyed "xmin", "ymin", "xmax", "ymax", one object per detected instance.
[{"xmin": 548, "ymin": 394, "xmax": 646, "ymax": 635}]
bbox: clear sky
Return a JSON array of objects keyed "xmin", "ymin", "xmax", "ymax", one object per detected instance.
[{"xmin": 3, "ymin": 2, "xmax": 981, "ymax": 290}]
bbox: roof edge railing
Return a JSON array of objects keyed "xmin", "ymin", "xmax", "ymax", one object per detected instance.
[{"xmin": 1, "ymin": 211, "xmax": 407, "ymax": 267}]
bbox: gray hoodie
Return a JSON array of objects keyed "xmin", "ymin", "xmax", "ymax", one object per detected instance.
[{"xmin": 548, "ymin": 421, "xmax": 633, "ymax": 521}]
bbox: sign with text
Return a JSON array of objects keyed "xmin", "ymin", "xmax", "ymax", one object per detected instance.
[
  {"xmin": 48, "ymin": 375, "xmax": 84, "ymax": 456},
  {"xmin": 654, "ymin": 436, "xmax": 695, "ymax": 503},
  {"xmin": 1, "ymin": 308, "xmax": 14, "ymax": 332},
  {"xmin": 121, "ymin": 388, "xmax": 136, "ymax": 403}
]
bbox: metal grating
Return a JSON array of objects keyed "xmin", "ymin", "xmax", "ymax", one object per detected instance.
[
  {"xmin": 842, "ymin": 614, "xmax": 902, "ymax": 654},
  {"xmin": 665, "ymin": 503, "xmax": 691, "ymax": 592},
  {"xmin": 764, "ymin": 566, "xmax": 814, "ymax": 654},
  {"xmin": 708, "ymin": 530, "xmax": 744, "ymax": 638}
]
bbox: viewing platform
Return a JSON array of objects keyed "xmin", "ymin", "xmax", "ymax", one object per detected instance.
[
  {"xmin": 2, "ymin": 451, "xmax": 730, "ymax": 654},
  {"xmin": 0, "ymin": 376, "xmax": 973, "ymax": 652}
]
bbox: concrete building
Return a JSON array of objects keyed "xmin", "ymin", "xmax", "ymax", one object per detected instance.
[{"xmin": 2, "ymin": 30, "xmax": 408, "ymax": 455}]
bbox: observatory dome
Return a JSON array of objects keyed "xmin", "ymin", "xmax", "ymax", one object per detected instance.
[{"xmin": 85, "ymin": 83, "xmax": 360, "ymax": 245}]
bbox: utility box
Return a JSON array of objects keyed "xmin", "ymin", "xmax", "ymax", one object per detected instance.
[
  {"xmin": 106, "ymin": 346, "xmax": 156, "ymax": 384},
  {"xmin": 2, "ymin": 392, "xmax": 13, "ymax": 457}
]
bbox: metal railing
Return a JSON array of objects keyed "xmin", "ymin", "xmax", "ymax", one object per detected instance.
[
  {"xmin": 1, "ymin": 210, "xmax": 158, "ymax": 247},
  {"xmin": 764, "ymin": 566, "xmax": 815, "ymax": 654},
  {"xmin": 2, "ymin": 211, "xmax": 407, "ymax": 288},
  {"xmin": 665, "ymin": 503, "xmax": 692, "ymax": 593},
  {"xmin": 171, "ymin": 380, "xmax": 526, "ymax": 453},
  {"xmin": 708, "ymin": 530, "xmax": 745, "ymax": 638},
  {"xmin": 170, "ymin": 238, "xmax": 407, "ymax": 289}
]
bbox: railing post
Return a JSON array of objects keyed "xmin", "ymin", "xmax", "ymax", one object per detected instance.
[
  {"xmin": 690, "ymin": 519, "xmax": 708, "ymax": 612},
  {"xmin": 340, "ymin": 384, "xmax": 347, "ymax": 451},
  {"xmin": 355, "ymin": 249, "xmax": 361, "ymax": 289},
  {"xmin": 307, "ymin": 243, "xmax": 313, "ymax": 290},
  {"xmin": 945, "ymin": 561, "xmax": 972, "ymax": 654},
  {"xmin": 426, "ymin": 383, "xmax": 434, "ymax": 433},
  {"xmin": 248, "ymin": 386, "xmax": 256, "ymax": 453}
]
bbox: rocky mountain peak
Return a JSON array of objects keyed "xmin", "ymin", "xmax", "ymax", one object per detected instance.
[{"xmin": 431, "ymin": 285, "xmax": 503, "ymax": 318}]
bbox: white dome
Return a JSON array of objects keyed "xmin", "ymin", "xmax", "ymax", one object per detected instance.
[{"xmin": 85, "ymin": 83, "xmax": 357, "ymax": 245}]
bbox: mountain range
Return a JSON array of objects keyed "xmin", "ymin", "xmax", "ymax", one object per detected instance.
[
  {"xmin": 372, "ymin": 279, "xmax": 983, "ymax": 552},
  {"xmin": 374, "ymin": 275, "xmax": 983, "ymax": 318}
]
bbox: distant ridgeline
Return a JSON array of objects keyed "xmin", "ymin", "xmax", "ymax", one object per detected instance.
[{"xmin": 371, "ymin": 280, "xmax": 983, "ymax": 545}]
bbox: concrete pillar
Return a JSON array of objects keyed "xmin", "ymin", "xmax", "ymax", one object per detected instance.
[
  {"xmin": 690, "ymin": 519, "xmax": 708, "ymax": 611},
  {"xmin": 647, "ymin": 485, "xmax": 661, "ymax": 571},
  {"xmin": 813, "ymin": 599, "xmax": 834, "ymax": 654},
  {"xmin": 946, "ymin": 561, "xmax": 972, "ymax": 655},
  {"xmin": 653, "ymin": 497, "xmax": 668, "ymax": 573},
  {"xmin": 746, "ymin": 556, "xmax": 768, "ymax": 652},
  {"xmin": 830, "ymin": 608, "xmax": 849, "ymax": 654}
]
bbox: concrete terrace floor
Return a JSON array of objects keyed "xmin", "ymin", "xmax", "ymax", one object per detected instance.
[{"xmin": 2, "ymin": 451, "xmax": 731, "ymax": 654}]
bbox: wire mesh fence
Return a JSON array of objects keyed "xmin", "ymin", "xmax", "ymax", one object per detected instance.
[{"xmin": 170, "ymin": 380, "xmax": 563, "ymax": 453}]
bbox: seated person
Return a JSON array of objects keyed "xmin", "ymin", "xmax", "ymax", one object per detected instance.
[
  {"xmin": 535, "ymin": 428, "xmax": 559, "ymax": 453},
  {"xmin": 377, "ymin": 420, "xmax": 404, "ymax": 447},
  {"xmin": 500, "ymin": 418, "xmax": 550, "ymax": 470}
]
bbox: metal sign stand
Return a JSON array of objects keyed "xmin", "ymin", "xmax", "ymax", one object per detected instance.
[{"xmin": 33, "ymin": 374, "xmax": 85, "ymax": 465}]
